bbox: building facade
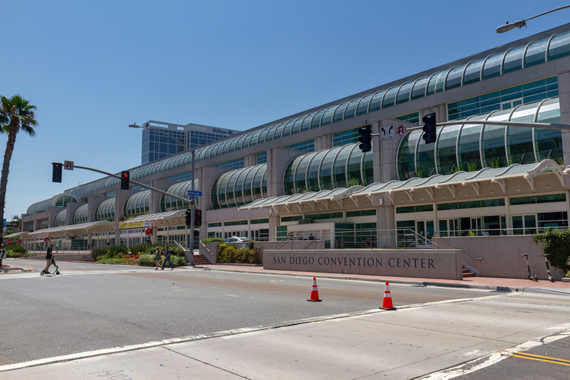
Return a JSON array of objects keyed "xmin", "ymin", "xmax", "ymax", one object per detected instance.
[
  {"xmin": 17, "ymin": 24, "xmax": 570, "ymax": 276},
  {"xmin": 141, "ymin": 120, "xmax": 238, "ymax": 164}
]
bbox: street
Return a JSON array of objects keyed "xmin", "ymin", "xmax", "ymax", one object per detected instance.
[{"xmin": 1, "ymin": 259, "xmax": 569, "ymax": 379}]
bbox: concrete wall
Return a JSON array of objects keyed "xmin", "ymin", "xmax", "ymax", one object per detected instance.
[
  {"xmin": 432, "ymin": 236, "xmax": 566, "ymax": 280},
  {"xmin": 264, "ymin": 249, "xmax": 463, "ymax": 280}
]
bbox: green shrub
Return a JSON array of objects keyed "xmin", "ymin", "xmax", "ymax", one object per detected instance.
[
  {"xmin": 217, "ymin": 246, "xmax": 260, "ymax": 264},
  {"xmin": 137, "ymin": 254, "xmax": 158, "ymax": 267},
  {"xmin": 247, "ymin": 240, "xmax": 255, "ymax": 250},
  {"xmin": 534, "ymin": 228, "xmax": 570, "ymax": 271},
  {"xmin": 201, "ymin": 237, "xmax": 224, "ymax": 244},
  {"xmin": 6, "ymin": 245, "xmax": 33, "ymax": 258}
]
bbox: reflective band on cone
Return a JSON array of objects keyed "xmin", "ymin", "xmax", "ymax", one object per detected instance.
[
  {"xmin": 307, "ymin": 276, "xmax": 322, "ymax": 302},
  {"xmin": 381, "ymin": 280, "xmax": 395, "ymax": 310}
]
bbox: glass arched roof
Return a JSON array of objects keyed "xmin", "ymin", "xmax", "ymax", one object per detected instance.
[
  {"xmin": 396, "ymin": 98, "xmax": 562, "ymax": 180},
  {"xmin": 63, "ymin": 29, "xmax": 570, "ymax": 198},
  {"xmin": 123, "ymin": 190, "xmax": 151, "ymax": 218},
  {"xmin": 26, "ymin": 194, "xmax": 79, "ymax": 215},
  {"xmin": 210, "ymin": 164, "xmax": 267, "ymax": 209},
  {"xmin": 96, "ymin": 198, "xmax": 115, "ymax": 222},
  {"xmin": 73, "ymin": 204, "xmax": 89, "ymax": 225},
  {"xmin": 54, "ymin": 209, "xmax": 67, "ymax": 227},
  {"xmin": 161, "ymin": 179, "xmax": 199, "ymax": 212}
]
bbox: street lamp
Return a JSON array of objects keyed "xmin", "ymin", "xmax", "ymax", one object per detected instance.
[
  {"xmin": 128, "ymin": 123, "xmax": 197, "ymax": 264},
  {"xmin": 496, "ymin": 5, "xmax": 570, "ymax": 33}
]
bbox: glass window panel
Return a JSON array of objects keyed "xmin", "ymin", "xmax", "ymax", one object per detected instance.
[
  {"xmin": 344, "ymin": 99, "xmax": 360, "ymax": 119},
  {"xmin": 356, "ymin": 94, "xmax": 373, "ymax": 115},
  {"xmin": 307, "ymin": 150, "xmax": 327, "ymax": 191},
  {"xmin": 319, "ymin": 147, "xmax": 340, "ymax": 190},
  {"xmin": 445, "ymin": 65, "xmax": 465, "ymax": 90},
  {"xmin": 243, "ymin": 131, "xmax": 257, "ymax": 148},
  {"xmin": 333, "ymin": 145, "xmax": 352, "ymax": 188},
  {"xmin": 525, "ymin": 39, "xmax": 548, "ymax": 68},
  {"xmin": 435, "ymin": 69, "xmax": 450, "ymax": 93},
  {"xmin": 396, "ymin": 82, "xmax": 413, "ymax": 105},
  {"xmin": 426, "ymin": 72, "xmax": 443, "ymax": 96},
  {"xmin": 397, "ymin": 131, "xmax": 419, "ymax": 180},
  {"xmin": 224, "ymin": 172, "xmax": 237, "ymax": 208},
  {"xmin": 548, "ymin": 31, "xmax": 570, "ymax": 61},
  {"xmin": 535, "ymin": 99, "xmax": 562, "ymax": 161},
  {"xmin": 463, "ymin": 59, "xmax": 484, "ymax": 85},
  {"xmin": 264, "ymin": 124, "xmax": 278, "ymax": 142},
  {"xmin": 243, "ymin": 167, "xmax": 257, "ymax": 203},
  {"xmin": 503, "ymin": 46, "xmax": 525, "ymax": 74},
  {"xmin": 295, "ymin": 153, "xmax": 313, "ymax": 193},
  {"xmin": 272, "ymin": 122, "xmax": 287, "ymax": 140},
  {"xmin": 382, "ymin": 87, "xmax": 398, "ymax": 108},
  {"xmin": 368, "ymin": 91, "xmax": 385, "ymax": 112},
  {"xmin": 321, "ymin": 106, "xmax": 337, "ymax": 126},
  {"xmin": 458, "ymin": 117, "xmax": 484, "ymax": 171},
  {"xmin": 482, "ymin": 53, "xmax": 505, "ymax": 80},
  {"xmin": 301, "ymin": 112, "xmax": 316, "ymax": 131},
  {"xmin": 411, "ymin": 77, "xmax": 429, "ymax": 100},
  {"xmin": 416, "ymin": 131, "xmax": 437, "ymax": 177},
  {"xmin": 283, "ymin": 156, "xmax": 302, "ymax": 195},
  {"xmin": 282, "ymin": 119, "xmax": 295, "ymax": 137},
  {"xmin": 481, "ymin": 109, "xmax": 510, "ymax": 168},
  {"xmin": 252, "ymin": 167, "xmax": 265, "ymax": 200},
  {"xmin": 436, "ymin": 125, "xmax": 460, "ymax": 174},
  {"xmin": 507, "ymin": 103, "xmax": 537, "ymax": 164},
  {"xmin": 292, "ymin": 116, "xmax": 305, "ymax": 134},
  {"xmin": 257, "ymin": 127, "xmax": 271, "ymax": 145},
  {"xmin": 311, "ymin": 109, "xmax": 326, "ymax": 129},
  {"xmin": 222, "ymin": 139, "xmax": 231, "ymax": 153},
  {"xmin": 333, "ymin": 103, "xmax": 348, "ymax": 123},
  {"xmin": 347, "ymin": 147, "xmax": 363, "ymax": 185}
]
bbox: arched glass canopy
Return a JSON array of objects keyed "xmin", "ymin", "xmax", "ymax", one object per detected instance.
[
  {"xmin": 283, "ymin": 143, "xmax": 374, "ymax": 195},
  {"xmin": 65, "ymin": 30, "xmax": 570, "ymax": 198},
  {"xmin": 96, "ymin": 198, "xmax": 115, "ymax": 222},
  {"xmin": 396, "ymin": 98, "xmax": 562, "ymax": 180},
  {"xmin": 210, "ymin": 164, "xmax": 267, "ymax": 210},
  {"xmin": 73, "ymin": 204, "xmax": 89, "ymax": 225},
  {"xmin": 26, "ymin": 194, "xmax": 79, "ymax": 215},
  {"xmin": 54, "ymin": 209, "xmax": 67, "ymax": 227},
  {"xmin": 123, "ymin": 191, "xmax": 151, "ymax": 218},
  {"xmin": 161, "ymin": 179, "xmax": 199, "ymax": 212}
]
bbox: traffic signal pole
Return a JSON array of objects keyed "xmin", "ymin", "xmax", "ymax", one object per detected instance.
[{"xmin": 188, "ymin": 149, "xmax": 196, "ymax": 266}]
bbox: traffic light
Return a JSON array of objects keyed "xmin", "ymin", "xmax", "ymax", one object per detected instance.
[
  {"xmin": 185, "ymin": 209, "xmax": 192, "ymax": 226},
  {"xmin": 422, "ymin": 112, "xmax": 437, "ymax": 144},
  {"xmin": 120, "ymin": 171, "xmax": 130, "ymax": 190},
  {"xmin": 52, "ymin": 163, "xmax": 62, "ymax": 183},
  {"xmin": 358, "ymin": 125, "xmax": 372, "ymax": 152},
  {"xmin": 194, "ymin": 209, "xmax": 202, "ymax": 227}
]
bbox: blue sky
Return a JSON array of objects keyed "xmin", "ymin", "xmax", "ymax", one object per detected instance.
[{"xmin": 2, "ymin": 0, "xmax": 569, "ymax": 221}]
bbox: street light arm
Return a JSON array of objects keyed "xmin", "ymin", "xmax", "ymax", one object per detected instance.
[
  {"xmin": 72, "ymin": 164, "xmax": 193, "ymax": 205},
  {"xmin": 496, "ymin": 5, "xmax": 570, "ymax": 33},
  {"xmin": 129, "ymin": 123, "xmax": 193, "ymax": 153},
  {"xmin": 406, "ymin": 120, "xmax": 570, "ymax": 132}
]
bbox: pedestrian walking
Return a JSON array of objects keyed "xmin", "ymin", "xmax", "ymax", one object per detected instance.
[
  {"xmin": 44, "ymin": 243, "xmax": 55, "ymax": 273},
  {"xmin": 162, "ymin": 246, "xmax": 174, "ymax": 270},
  {"xmin": 154, "ymin": 247, "xmax": 162, "ymax": 270}
]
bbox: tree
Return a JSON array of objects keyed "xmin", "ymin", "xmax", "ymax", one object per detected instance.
[
  {"xmin": 9, "ymin": 215, "xmax": 21, "ymax": 231},
  {"xmin": 0, "ymin": 95, "xmax": 38, "ymax": 267}
]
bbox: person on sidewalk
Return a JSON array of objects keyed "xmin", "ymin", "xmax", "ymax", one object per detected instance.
[
  {"xmin": 154, "ymin": 247, "xmax": 162, "ymax": 270},
  {"xmin": 44, "ymin": 243, "xmax": 55, "ymax": 273},
  {"xmin": 162, "ymin": 246, "xmax": 174, "ymax": 270}
]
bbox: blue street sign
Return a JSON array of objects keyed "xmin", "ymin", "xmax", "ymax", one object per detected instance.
[
  {"xmin": 187, "ymin": 190, "xmax": 202, "ymax": 197},
  {"xmin": 187, "ymin": 195, "xmax": 199, "ymax": 200}
]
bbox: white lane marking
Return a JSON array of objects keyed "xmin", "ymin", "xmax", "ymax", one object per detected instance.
[{"xmin": 416, "ymin": 324, "xmax": 570, "ymax": 380}]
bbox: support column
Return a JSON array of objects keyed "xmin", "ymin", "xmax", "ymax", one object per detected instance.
[{"xmin": 558, "ymin": 70, "xmax": 570, "ymax": 168}]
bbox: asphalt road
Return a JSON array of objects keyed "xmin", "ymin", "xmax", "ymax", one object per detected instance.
[{"xmin": 1, "ymin": 259, "xmax": 495, "ymax": 366}]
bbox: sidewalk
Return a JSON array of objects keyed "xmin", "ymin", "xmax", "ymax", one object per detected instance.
[{"xmin": 200, "ymin": 263, "xmax": 570, "ymax": 292}]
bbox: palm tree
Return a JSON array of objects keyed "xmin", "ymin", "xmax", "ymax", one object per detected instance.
[
  {"xmin": 10, "ymin": 215, "xmax": 22, "ymax": 231},
  {"xmin": 0, "ymin": 95, "xmax": 38, "ymax": 253}
]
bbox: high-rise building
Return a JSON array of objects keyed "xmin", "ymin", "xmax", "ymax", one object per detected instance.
[{"xmin": 141, "ymin": 120, "xmax": 238, "ymax": 164}]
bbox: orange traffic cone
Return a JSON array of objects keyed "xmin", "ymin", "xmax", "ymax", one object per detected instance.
[
  {"xmin": 307, "ymin": 276, "xmax": 322, "ymax": 302},
  {"xmin": 381, "ymin": 281, "xmax": 396, "ymax": 310}
]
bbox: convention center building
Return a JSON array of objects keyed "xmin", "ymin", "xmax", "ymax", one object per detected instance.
[{"xmin": 15, "ymin": 23, "xmax": 570, "ymax": 274}]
